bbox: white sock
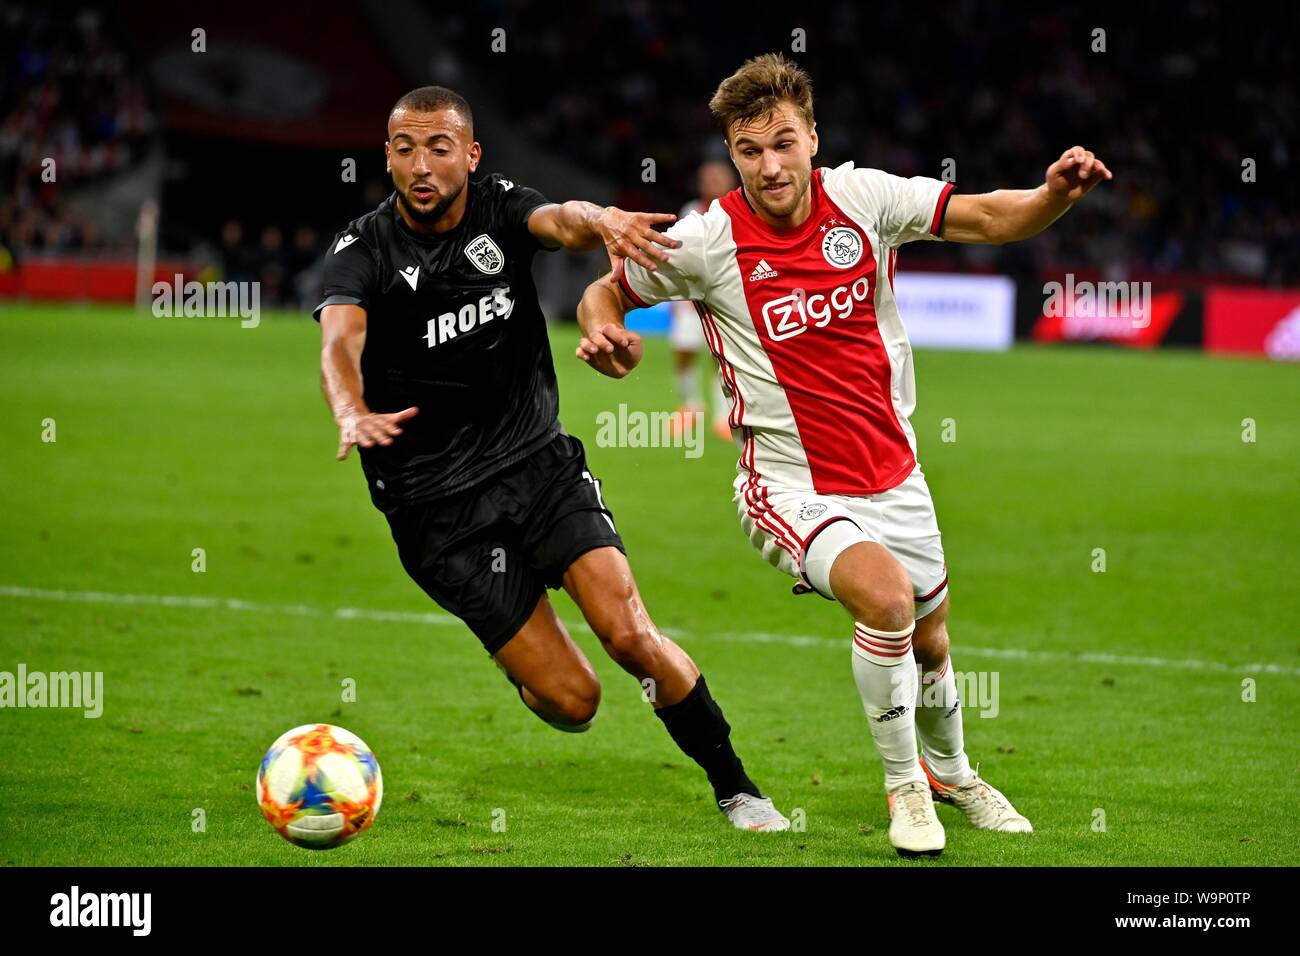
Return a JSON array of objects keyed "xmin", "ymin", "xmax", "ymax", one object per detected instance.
[
  {"xmin": 915, "ymin": 656, "xmax": 974, "ymax": 785},
  {"xmin": 851, "ymin": 622, "xmax": 924, "ymax": 791},
  {"xmin": 675, "ymin": 366, "xmax": 701, "ymax": 408}
]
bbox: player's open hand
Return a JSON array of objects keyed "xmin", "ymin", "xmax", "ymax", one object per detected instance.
[
  {"xmin": 595, "ymin": 206, "xmax": 681, "ymax": 275},
  {"xmin": 575, "ymin": 322, "xmax": 643, "ymax": 379},
  {"xmin": 1046, "ymin": 146, "xmax": 1113, "ymax": 203},
  {"xmin": 336, "ymin": 407, "xmax": 419, "ymax": 460}
]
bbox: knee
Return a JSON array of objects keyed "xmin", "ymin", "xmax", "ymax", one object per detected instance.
[
  {"xmin": 913, "ymin": 617, "xmax": 950, "ymax": 669},
  {"xmin": 847, "ymin": 585, "xmax": 915, "ymax": 634},
  {"xmin": 829, "ymin": 545, "xmax": 915, "ymax": 633},
  {"xmin": 598, "ymin": 618, "xmax": 659, "ymax": 668},
  {"xmin": 549, "ymin": 674, "xmax": 601, "ymax": 726}
]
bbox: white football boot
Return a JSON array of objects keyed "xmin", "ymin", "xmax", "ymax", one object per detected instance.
[
  {"xmin": 719, "ymin": 793, "xmax": 790, "ymax": 831},
  {"xmin": 923, "ymin": 759, "xmax": 1032, "ymax": 833},
  {"xmin": 886, "ymin": 779, "xmax": 946, "ymax": 857}
]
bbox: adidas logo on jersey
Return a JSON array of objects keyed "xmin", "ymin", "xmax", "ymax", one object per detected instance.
[
  {"xmin": 334, "ymin": 234, "xmax": 358, "ymax": 253},
  {"xmin": 748, "ymin": 258, "xmax": 778, "ymax": 282}
]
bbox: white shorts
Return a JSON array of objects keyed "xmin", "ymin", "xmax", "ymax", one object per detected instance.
[
  {"xmin": 734, "ymin": 462, "xmax": 949, "ymax": 619},
  {"xmin": 669, "ymin": 302, "xmax": 706, "ymax": 351}
]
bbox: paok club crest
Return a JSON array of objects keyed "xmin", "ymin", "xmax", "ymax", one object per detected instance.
[{"xmin": 465, "ymin": 234, "xmax": 505, "ymax": 275}]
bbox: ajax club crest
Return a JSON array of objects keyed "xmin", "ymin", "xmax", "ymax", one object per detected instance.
[
  {"xmin": 465, "ymin": 234, "xmax": 505, "ymax": 275},
  {"xmin": 821, "ymin": 224, "xmax": 863, "ymax": 269}
]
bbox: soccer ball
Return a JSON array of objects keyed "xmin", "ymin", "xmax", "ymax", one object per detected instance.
[{"xmin": 256, "ymin": 723, "xmax": 383, "ymax": 849}]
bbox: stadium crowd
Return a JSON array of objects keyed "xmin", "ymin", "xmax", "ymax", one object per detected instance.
[
  {"xmin": 0, "ymin": 5, "xmax": 155, "ymax": 259},
  {"xmin": 1, "ymin": 1, "xmax": 1295, "ymax": 288},
  {"xmin": 459, "ymin": 1, "xmax": 1298, "ymax": 284}
]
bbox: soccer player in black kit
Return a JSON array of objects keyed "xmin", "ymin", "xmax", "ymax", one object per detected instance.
[{"xmin": 315, "ymin": 86, "xmax": 789, "ymax": 831}]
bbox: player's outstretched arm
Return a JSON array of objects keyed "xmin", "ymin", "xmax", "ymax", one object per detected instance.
[
  {"xmin": 527, "ymin": 202, "xmax": 681, "ymax": 274},
  {"xmin": 319, "ymin": 303, "xmax": 418, "ymax": 460},
  {"xmin": 574, "ymin": 270, "xmax": 642, "ymax": 379},
  {"xmin": 940, "ymin": 145, "xmax": 1112, "ymax": 244}
]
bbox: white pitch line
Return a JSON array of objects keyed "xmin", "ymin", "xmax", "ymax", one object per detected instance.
[
  {"xmin": 705, "ymin": 628, "xmax": 1300, "ymax": 676},
  {"xmin": 0, "ymin": 584, "xmax": 466, "ymax": 628},
  {"xmin": 2, "ymin": 584, "xmax": 1297, "ymax": 678}
]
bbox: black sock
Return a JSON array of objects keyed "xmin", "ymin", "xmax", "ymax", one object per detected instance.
[{"xmin": 654, "ymin": 675, "xmax": 761, "ymax": 803}]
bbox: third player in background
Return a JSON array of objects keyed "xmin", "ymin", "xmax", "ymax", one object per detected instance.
[{"xmin": 669, "ymin": 160, "xmax": 738, "ymax": 442}]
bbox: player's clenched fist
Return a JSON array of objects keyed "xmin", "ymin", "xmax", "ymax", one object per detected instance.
[
  {"xmin": 576, "ymin": 323, "xmax": 644, "ymax": 379},
  {"xmin": 336, "ymin": 407, "xmax": 419, "ymax": 460},
  {"xmin": 1046, "ymin": 145, "xmax": 1113, "ymax": 203}
]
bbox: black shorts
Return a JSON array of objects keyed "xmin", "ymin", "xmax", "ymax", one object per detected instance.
[{"xmin": 384, "ymin": 432, "xmax": 625, "ymax": 654}]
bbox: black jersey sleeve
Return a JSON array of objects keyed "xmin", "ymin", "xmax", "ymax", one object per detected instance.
[
  {"xmin": 488, "ymin": 174, "xmax": 556, "ymax": 251},
  {"xmin": 313, "ymin": 231, "xmax": 377, "ymax": 322}
]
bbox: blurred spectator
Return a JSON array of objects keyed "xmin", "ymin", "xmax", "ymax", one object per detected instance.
[
  {"xmin": 219, "ymin": 219, "xmax": 256, "ymax": 283},
  {"xmin": 290, "ymin": 224, "xmax": 322, "ymax": 311},
  {"xmin": 258, "ymin": 224, "xmax": 287, "ymax": 306}
]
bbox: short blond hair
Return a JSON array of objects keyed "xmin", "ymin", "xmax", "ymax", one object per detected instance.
[{"xmin": 709, "ymin": 53, "xmax": 815, "ymax": 142}]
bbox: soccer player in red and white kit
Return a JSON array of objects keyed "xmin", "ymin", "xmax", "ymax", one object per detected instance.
[{"xmin": 575, "ymin": 53, "xmax": 1111, "ymax": 856}]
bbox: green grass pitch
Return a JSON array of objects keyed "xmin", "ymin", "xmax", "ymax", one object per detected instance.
[{"xmin": 0, "ymin": 303, "xmax": 1296, "ymax": 866}]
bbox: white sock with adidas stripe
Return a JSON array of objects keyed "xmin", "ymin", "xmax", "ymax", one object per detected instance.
[
  {"xmin": 915, "ymin": 656, "xmax": 974, "ymax": 786},
  {"xmin": 851, "ymin": 621, "xmax": 925, "ymax": 791}
]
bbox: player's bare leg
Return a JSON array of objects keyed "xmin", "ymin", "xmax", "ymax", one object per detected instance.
[
  {"xmin": 492, "ymin": 594, "xmax": 602, "ymax": 732},
  {"xmin": 912, "ymin": 597, "xmax": 1032, "ymax": 833},
  {"xmin": 561, "ymin": 546, "xmax": 789, "ymax": 831},
  {"xmin": 911, "ymin": 596, "xmax": 965, "ymax": 776},
  {"xmin": 824, "ymin": 539, "xmax": 944, "ymax": 856},
  {"xmin": 561, "ymin": 546, "xmax": 699, "ymax": 705}
]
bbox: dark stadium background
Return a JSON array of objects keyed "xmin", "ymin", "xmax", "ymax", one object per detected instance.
[{"xmin": 2, "ymin": 0, "xmax": 1296, "ymax": 344}]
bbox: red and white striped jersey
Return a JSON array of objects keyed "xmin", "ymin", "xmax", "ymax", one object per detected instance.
[{"xmin": 620, "ymin": 161, "xmax": 954, "ymax": 495}]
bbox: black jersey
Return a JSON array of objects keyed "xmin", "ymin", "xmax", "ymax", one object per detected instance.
[{"xmin": 314, "ymin": 174, "xmax": 561, "ymax": 510}]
